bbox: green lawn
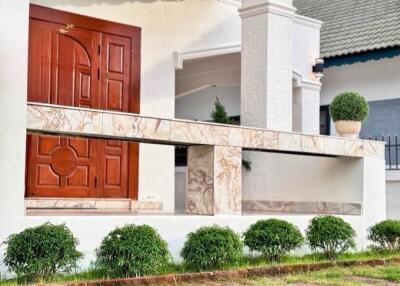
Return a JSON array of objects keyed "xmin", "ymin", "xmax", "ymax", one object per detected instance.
[{"xmin": 1, "ymin": 251, "xmax": 400, "ymax": 286}]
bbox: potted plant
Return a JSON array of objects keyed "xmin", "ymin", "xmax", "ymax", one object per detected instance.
[{"xmin": 329, "ymin": 92, "xmax": 369, "ymax": 139}]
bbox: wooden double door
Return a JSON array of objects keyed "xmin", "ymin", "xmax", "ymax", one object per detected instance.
[{"xmin": 26, "ymin": 5, "xmax": 140, "ymax": 198}]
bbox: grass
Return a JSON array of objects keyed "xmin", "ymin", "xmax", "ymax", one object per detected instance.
[
  {"xmin": 177, "ymin": 263, "xmax": 400, "ymax": 285},
  {"xmin": 1, "ymin": 250, "xmax": 400, "ymax": 286}
]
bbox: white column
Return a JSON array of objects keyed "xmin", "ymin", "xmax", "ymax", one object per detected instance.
[
  {"xmin": 0, "ymin": 0, "xmax": 29, "ymax": 238},
  {"xmin": 292, "ymin": 85, "xmax": 321, "ymax": 134},
  {"xmin": 240, "ymin": 0, "xmax": 296, "ymax": 131},
  {"xmin": 359, "ymin": 156, "xmax": 386, "ymax": 248}
]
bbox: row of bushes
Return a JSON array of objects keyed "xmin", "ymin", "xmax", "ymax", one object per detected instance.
[{"xmin": 3, "ymin": 216, "xmax": 400, "ymax": 279}]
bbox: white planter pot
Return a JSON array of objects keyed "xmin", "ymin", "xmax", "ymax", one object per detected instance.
[{"xmin": 334, "ymin": 120, "xmax": 362, "ymax": 139}]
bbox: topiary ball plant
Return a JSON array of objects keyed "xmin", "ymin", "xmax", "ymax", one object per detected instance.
[
  {"xmin": 306, "ymin": 215, "xmax": 356, "ymax": 259},
  {"xmin": 329, "ymin": 92, "xmax": 369, "ymax": 122},
  {"xmin": 96, "ymin": 224, "xmax": 170, "ymax": 277},
  {"xmin": 4, "ymin": 223, "xmax": 82, "ymax": 280},
  {"xmin": 368, "ymin": 220, "xmax": 400, "ymax": 251},
  {"xmin": 243, "ymin": 219, "xmax": 304, "ymax": 262},
  {"xmin": 180, "ymin": 225, "xmax": 243, "ymax": 271}
]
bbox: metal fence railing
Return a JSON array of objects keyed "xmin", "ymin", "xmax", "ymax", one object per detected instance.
[{"xmin": 364, "ymin": 135, "xmax": 399, "ymax": 170}]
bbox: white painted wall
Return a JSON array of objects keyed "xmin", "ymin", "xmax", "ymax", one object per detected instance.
[
  {"xmin": 176, "ymin": 85, "xmax": 240, "ymax": 121},
  {"xmin": 321, "ymin": 56, "xmax": 400, "ymax": 136},
  {"xmin": 386, "ymin": 171, "xmax": 400, "ymax": 219},
  {"xmin": 321, "ymin": 56, "xmax": 400, "ymax": 106},
  {"xmin": 0, "ymin": 0, "xmax": 29, "ymax": 247},
  {"xmin": 387, "ymin": 181, "xmax": 400, "ymax": 219},
  {"xmin": 242, "ymin": 152, "xmax": 363, "ymax": 203},
  {"xmin": 293, "ymin": 15, "xmax": 321, "ymax": 84}
]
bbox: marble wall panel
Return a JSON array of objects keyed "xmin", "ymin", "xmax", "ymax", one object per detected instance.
[
  {"xmin": 278, "ymin": 132, "xmax": 303, "ymax": 152},
  {"xmin": 27, "ymin": 104, "xmax": 384, "ymax": 161},
  {"xmin": 214, "ymin": 146, "xmax": 242, "ymax": 215},
  {"xmin": 187, "ymin": 146, "xmax": 214, "ymax": 215},
  {"xmin": 102, "ymin": 113, "xmax": 171, "ymax": 140},
  {"xmin": 27, "ymin": 105, "xmax": 102, "ymax": 134},
  {"xmin": 323, "ymin": 136, "xmax": 346, "ymax": 156},
  {"xmin": 344, "ymin": 140, "xmax": 364, "ymax": 157},
  {"xmin": 363, "ymin": 140, "xmax": 385, "ymax": 159},
  {"xmin": 242, "ymin": 200, "xmax": 362, "ymax": 215},
  {"xmin": 301, "ymin": 135, "xmax": 324, "ymax": 153}
]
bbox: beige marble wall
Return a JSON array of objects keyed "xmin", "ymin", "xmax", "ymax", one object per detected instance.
[
  {"xmin": 25, "ymin": 198, "xmax": 163, "ymax": 213},
  {"xmin": 242, "ymin": 200, "xmax": 362, "ymax": 215},
  {"xmin": 27, "ymin": 103, "xmax": 385, "ymax": 160},
  {"xmin": 214, "ymin": 146, "xmax": 242, "ymax": 215},
  {"xmin": 187, "ymin": 146, "xmax": 214, "ymax": 215},
  {"xmin": 187, "ymin": 146, "xmax": 242, "ymax": 215}
]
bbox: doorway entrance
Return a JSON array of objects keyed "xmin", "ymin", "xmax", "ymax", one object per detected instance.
[{"xmin": 26, "ymin": 5, "xmax": 140, "ymax": 199}]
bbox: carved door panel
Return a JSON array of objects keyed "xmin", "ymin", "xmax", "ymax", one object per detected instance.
[
  {"xmin": 97, "ymin": 34, "xmax": 131, "ymax": 198},
  {"xmin": 26, "ymin": 7, "xmax": 140, "ymax": 199},
  {"xmin": 27, "ymin": 19, "xmax": 100, "ymax": 197}
]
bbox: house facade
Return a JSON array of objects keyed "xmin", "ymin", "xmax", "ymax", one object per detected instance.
[
  {"xmin": 176, "ymin": 0, "xmax": 400, "ymax": 219},
  {"xmin": 0, "ymin": 0, "xmax": 386, "ymax": 273},
  {"xmin": 294, "ymin": 0, "xmax": 400, "ymax": 219}
]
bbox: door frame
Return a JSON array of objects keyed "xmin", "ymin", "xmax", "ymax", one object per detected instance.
[{"xmin": 28, "ymin": 4, "xmax": 141, "ymax": 199}]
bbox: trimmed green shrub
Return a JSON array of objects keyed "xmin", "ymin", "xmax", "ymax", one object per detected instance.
[
  {"xmin": 329, "ymin": 92, "xmax": 369, "ymax": 122},
  {"xmin": 180, "ymin": 225, "xmax": 243, "ymax": 270},
  {"xmin": 306, "ymin": 215, "xmax": 356, "ymax": 259},
  {"xmin": 368, "ymin": 220, "xmax": 400, "ymax": 250},
  {"xmin": 243, "ymin": 219, "xmax": 304, "ymax": 261},
  {"xmin": 3, "ymin": 223, "xmax": 82, "ymax": 279},
  {"xmin": 96, "ymin": 224, "xmax": 170, "ymax": 277}
]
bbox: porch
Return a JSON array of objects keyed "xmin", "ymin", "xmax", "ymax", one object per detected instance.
[{"xmin": 26, "ymin": 102, "xmax": 384, "ymax": 217}]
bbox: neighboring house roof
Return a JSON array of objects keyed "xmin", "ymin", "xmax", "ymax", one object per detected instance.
[{"xmin": 293, "ymin": 0, "xmax": 400, "ymax": 59}]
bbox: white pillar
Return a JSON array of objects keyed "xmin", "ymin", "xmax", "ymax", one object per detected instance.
[
  {"xmin": 0, "ymin": 0, "xmax": 29, "ymax": 238},
  {"xmin": 292, "ymin": 85, "xmax": 321, "ymax": 134},
  {"xmin": 240, "ymin": 0, "xmax": 296, "ymax": 131}
]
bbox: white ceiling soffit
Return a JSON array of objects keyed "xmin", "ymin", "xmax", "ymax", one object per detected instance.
[{"xmin": 174, "ymin": 44, "xmax": 241, "ymax": 69}]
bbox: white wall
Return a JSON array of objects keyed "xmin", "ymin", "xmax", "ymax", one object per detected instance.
[
  {"xmin": 0, "ymin": 0, "xmax": 29, "ymax": 242},
  {"xmin": 321, "ymin": 56, "xmax": 400, "ymax": 106},
  {"xmin": 29, "ymin": 0, "xmax": 242, "ymax": 213},
  {"xmin": 386, "ymin": 171, "xmax": 400, "ymax": 219},
  {"xmin": 242, "ymin": 152, "xmax": 363, "ymax": 203},
  {"xmin": 176, "ymin": 85, "xmax": 240, "ymax": 121},
  {"xmin": 293, "ymin": 15, "xmax": 321, "ymax": 83},
  {"xmin": 387, "ymin": 181, "xmax": 400, "ymax": 219}
]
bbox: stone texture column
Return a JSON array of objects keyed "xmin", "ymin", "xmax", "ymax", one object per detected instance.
[
  {"xmin": 240, "ymin": 0, "xmax": 296, "ymax": 200},
  {"xmin": 187, "ymin": 146, "xmax": 242, "ymax": 215},
  {"xmin": 240, "ymin": 0, "xmax": 296, "ymax": 131},
  {"xmin": 292, "ymin": 85, "xmax": 321, "ymax": 134}
]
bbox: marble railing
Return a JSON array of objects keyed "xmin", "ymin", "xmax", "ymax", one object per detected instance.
[
  {"xmin": 26, "ymin": 103, "xmax": 385, "ymax": 216},
  {"xmin": 27, "ymin": 103, "xmax": 384, "ymax": 159}
]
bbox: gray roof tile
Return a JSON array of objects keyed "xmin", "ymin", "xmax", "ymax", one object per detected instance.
[{"xmin": 293, "ymin": 0, "xmax": 400, "ymax": 58}]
